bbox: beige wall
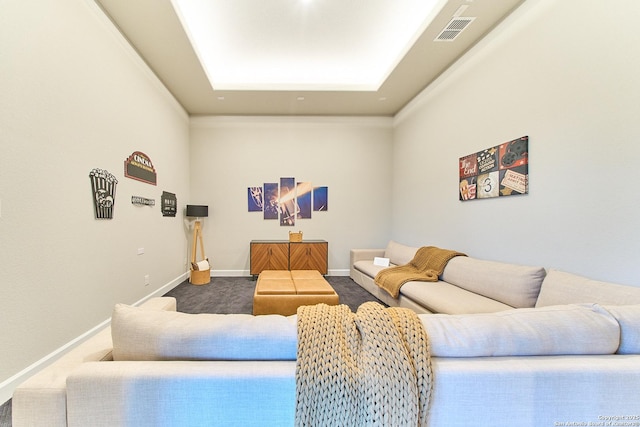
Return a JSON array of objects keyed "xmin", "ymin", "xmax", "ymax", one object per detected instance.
[
  {"xmin": 189, "ymin": 116, "xmax": 394, "ymax": 275},
  {"xmin": 391, "ymin": 0, "xmax": 640, "ymax": 286},
  {"xmin": 0, "ymin": 0, "xmax": 191, "ymax": 400}
]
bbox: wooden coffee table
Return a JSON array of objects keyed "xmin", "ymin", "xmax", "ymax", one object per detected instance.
[{"xmin": 253, "ymin": 270, "xmax": 339, "ymax": 315}]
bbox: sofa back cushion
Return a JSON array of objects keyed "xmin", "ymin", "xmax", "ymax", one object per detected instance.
[
  {"xmin": 111, "ymin": 304, "xmax": 297, "ymax": 361},
  {"xmin": 604, "ymin": 304, "xmax": 640, "ymax": 354},
  {"xmin": 384, "ymin": 240, "xmax": 418, "ymax": 266},
  {"xmin": 441, "ymin": 256, "xmax": 546, "ymax": 308},
  {"xmin": 420, "ymin": 304, "xmax": 620, "ymax": 357},
  {"xmin": 535, "ymin": 269, "xmax": 640, "ymax": 307}
]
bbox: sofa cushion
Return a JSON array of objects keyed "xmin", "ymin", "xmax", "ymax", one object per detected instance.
[
  {"xmin": 420, "ymin": 304, "xmax": 620, "ymax": 357},
  {"xmin": 384, "ymin": 240, "xmax": 418, "ymax": 266},
  {"xmin": 441, "ymin": 256, "xmax": 546, "ymax": 308},
  {"xmin": 400, "ymin": 280, "xmax": 513, "ymax": 314},
  {"xmin": 604, "ymin": 304, "xmax": 640, "ymax": 354},
  {"xmin": 535, "ymin": 269, "xmax": 640, "ymax": 307},
  {"xmin": 111, "ymin": 304, "xmax": 297, "ymax": 361}
]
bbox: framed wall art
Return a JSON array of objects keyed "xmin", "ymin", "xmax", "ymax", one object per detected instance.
[{"xmin": 459, "ymin": 136, "xmax": 528, "ymax": 201}]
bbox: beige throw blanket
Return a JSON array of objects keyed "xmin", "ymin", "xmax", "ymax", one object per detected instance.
[
  {"xmin": 375, "ymin": 246, "xmax": 466, "ymax": 298},
  {"xmin": 295, "ymin": 302, "xmax": 433, "ymax": 427}
]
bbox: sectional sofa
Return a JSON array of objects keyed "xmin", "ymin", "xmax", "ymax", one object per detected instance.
[
  {"xmin": 12, "ymin": 243, "xmax": 640, "ymax": 426},
  {"xmin": 350, "ymin": 240, "xmax": 640, "ymax": 313}
]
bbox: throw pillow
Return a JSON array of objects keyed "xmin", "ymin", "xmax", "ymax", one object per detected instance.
[
  {"xmin": 420, "ymin": 303, "xmax": 620, "ymax": 357},
  {"xmin": 604, "ymin": 304, "xmax": 640, "ymax": 354},
  {"xmin": 384, "ymin": 240, "xmax": 419, "ymax": 266},
  {"xmin": 441, "ymin": 257, "xmax": 546, "ymax": 308},
  {"xmin": 535, "ymin": 270, "xmax": 640, "ymax": 307}
]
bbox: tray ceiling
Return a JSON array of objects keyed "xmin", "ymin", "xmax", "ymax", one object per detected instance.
[{"xmin": 95, "ymin": 0, "xmax": 526, "ymax": 116}]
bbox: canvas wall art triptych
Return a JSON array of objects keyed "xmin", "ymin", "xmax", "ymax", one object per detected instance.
[{"xmin": 248, "ymin": 177, "xmax": 328, "ymax": 226}]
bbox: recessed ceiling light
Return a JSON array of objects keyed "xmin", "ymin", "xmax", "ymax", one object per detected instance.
[{"xmin": 170, "ymin": 0, "xmax": 445, "ymax": 91}]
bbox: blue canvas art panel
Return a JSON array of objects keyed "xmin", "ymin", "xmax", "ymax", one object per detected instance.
[
  {"xmin": 296, "ymin": 182, "xmax": 312, "ymax": 219},
  {"xmin": 263, "ymin": 182, "xmax": 279, "ymax": 219},
  {"xmin": 248, "ymin": 187, "xmax": 263, "ymax": 212},
  {"xmin": 279, "ymin": 177, "xmax": 296, "ymax": 226},
  {"xmin": 313, "ymin": 186, "xmax": 328, "ymax": 211}
]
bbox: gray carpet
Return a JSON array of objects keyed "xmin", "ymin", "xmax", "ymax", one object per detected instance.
[
  {"xmin": 0, "ymin": 400, "xmax": 9, "ymax": 427},
  {"xmin": 0, "ymin": 276, "xmax": 383, "ymax": 426},
  {"xmin": 164, "ymin": 275, "xmax": 386, "ymax": 314}
]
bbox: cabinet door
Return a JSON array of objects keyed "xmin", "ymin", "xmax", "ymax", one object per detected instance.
[
  {"xmin": 290, "ymin": 242, "xmax": 328, "ymax": 274},
  {"xmin": 288, "ymin": 243, "xmax": 305, "ymax": 271},
  {"xmin": 250, "ymin": 242, "xmax": 289, "ymax": 275},
  {"xmin": 268, "ymin": 243, "xmax": 289, "ymax": 270}
]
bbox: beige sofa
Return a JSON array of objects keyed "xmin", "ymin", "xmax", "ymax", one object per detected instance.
[
  {"xmin": 350, "ymin": 240, "xmax": 640, "ymax": 313},
  {"xmin": 12, "ymin": 253, "xmax": 640, "ymax": 426}
]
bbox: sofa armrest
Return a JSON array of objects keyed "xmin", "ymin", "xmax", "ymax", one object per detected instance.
[
  {"xmin": 350, "ymin": 249, "xmax": 385, "ymax": 265},
  {"xmin": 350, "ymin": 249, "xmax": 385, "ymax": 279}
]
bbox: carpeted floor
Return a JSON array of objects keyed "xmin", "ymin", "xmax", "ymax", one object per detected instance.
[
  {"xmin": 0, "ymin": 400, "xmax": 10, "ymax": 427},
  {"xmin": 164, "ymin": 275, "xmax": 386, "ymax": 314},
  {"xmin": 0, "ymin": 275, "xmax": 383, "ymax": 426}
]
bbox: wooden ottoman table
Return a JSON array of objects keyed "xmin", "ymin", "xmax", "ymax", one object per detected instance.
[{"xmin": 253, "ymin": 270, "xmax": 339, "ymax": 315}]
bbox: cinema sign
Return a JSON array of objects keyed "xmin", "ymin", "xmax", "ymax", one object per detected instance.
[{"xmin": 124, "ymin": 151, "xmax": 157, "ymax": 185}]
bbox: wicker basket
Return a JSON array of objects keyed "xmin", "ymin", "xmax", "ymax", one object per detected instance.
[
  {"xmin": 190, "ymin": 268, "xmax": 210, "ymax": 285},
  {"xmin": 289, "ymin": 231, "xmax": 303, "ymax": 242}
]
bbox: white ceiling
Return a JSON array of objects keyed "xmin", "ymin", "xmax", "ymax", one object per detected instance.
[
  {"xmin": 170, "ymin": 0, "xmax": 443, "ymax": 91},
  {"xmin": 95, "ymin": 0, "xmax": 526, "ymax": 116}
]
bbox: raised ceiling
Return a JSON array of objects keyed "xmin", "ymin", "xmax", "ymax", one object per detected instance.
[
  {"xmin": 95, "ymin": 0, "xmax": 526, "ymax": 116},
  {"xmin": 171, "ymin": 0, "xmax": 443, "ymax": 92}
]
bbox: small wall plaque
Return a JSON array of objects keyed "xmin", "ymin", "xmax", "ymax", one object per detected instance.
[
  {"xmin": 131, "ymin": 196, "xmax": 155, "ymax": 206},
  {"xmin": 161, "ymin": 191, "xmax": 177, "ymax": 217}
]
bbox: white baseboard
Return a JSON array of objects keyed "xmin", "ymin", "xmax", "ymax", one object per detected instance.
[
  {"xmin": 0, "ymin": 272, "xmax": 188, "ymax": 405},
  {"xmin": 133, "ymin": 272, "xmax": 188, "ymax": 305},
  {"xmin": 211, "ymin": 269, "xmax": 249, "ymax": 277},
  {"xmin": 329, "ymin": 269, "xmax": 350, "ymax": 276},
  {"xmin": 210, "ymin": 269, "xmax": 351, "ymax": 277},
  {"xmin": 0, "ymin": 316, "xmax": 111, "ymax": 405}
]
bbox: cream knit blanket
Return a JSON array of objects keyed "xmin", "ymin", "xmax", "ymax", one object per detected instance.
[{"xmin": 295, "ymin": 302, "xmax": 433, "ymax": 427}]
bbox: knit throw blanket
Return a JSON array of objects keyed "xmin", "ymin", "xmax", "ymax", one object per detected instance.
[
  {"xmin": 295, "ymin": 302, "xmax": 433, "ymax": 427},
  {"xmin": 375, "ymin": 246, "xmax": 466, "ymax": 298}
]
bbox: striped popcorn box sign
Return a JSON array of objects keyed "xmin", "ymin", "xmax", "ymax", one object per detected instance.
[{"xmin": 89, "ymin": 168, "xmax": 118, "ymax": 219}]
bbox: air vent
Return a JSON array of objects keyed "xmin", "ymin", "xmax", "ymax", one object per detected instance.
[{"xmin": 434, "ymin": 17, "xmax": 475, "ymax": 42}]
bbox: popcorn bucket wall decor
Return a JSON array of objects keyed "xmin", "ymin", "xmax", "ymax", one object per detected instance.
[{"xmin": 89, "ymin": 168, "xmax": 118, "ymax": 219}]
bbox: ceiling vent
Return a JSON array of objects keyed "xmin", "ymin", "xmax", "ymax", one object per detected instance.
[{"xmin": 434, "ymin": 17, "xmax": 476, "ymax": 42}]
